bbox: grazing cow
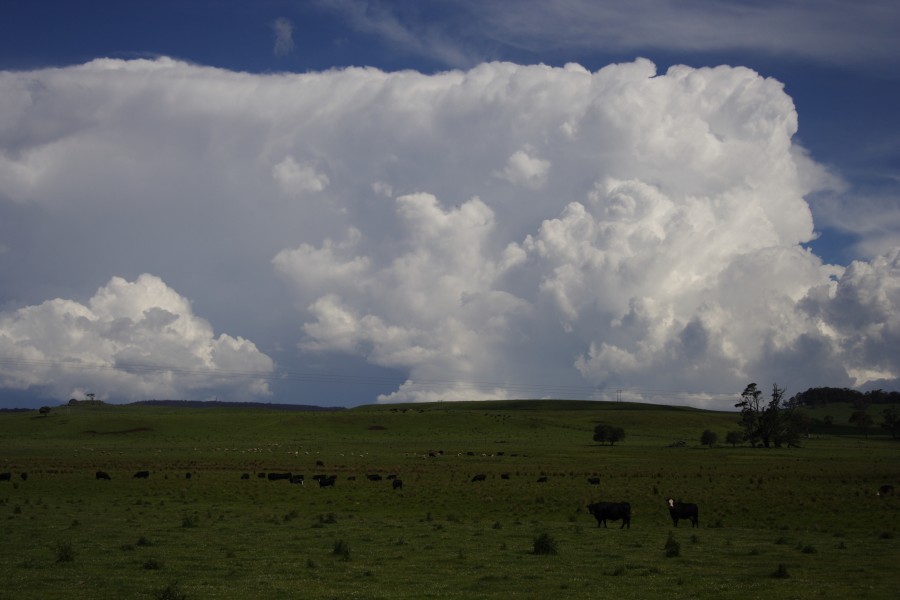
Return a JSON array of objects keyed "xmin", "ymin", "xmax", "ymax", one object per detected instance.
[
  {"xmin": 96, "ymin": 470, "xmax": 112, "ymax": 480},
  {"xmin": 240, "ymin": 473, "xmax": 250, "ymax": 480},
  {"xmin": 185, "ymin": 472, "xmax": 192, "ymax": 480},
  {"xmin": 20, "ymin": 472, "xmax": 28, "ymax": 481},
  {"xmin": 500, "ymin": 473, "xmax": 510, "ymax": 480},
  {"xmin": 471, "ymin": 474, "xmax": 487, "ymax": 482},
  {"xmin": 133, "ymin": 470, "xmax": 150, "ymax": 479},
  {"xmin": 878, "ymin": 485, "xmax": 895, "ymax": 496},
  {"xmin": 267, "ymin": 472, "xmax": 292, "ymax": 481},
  {"xmin": 588, "ymin": 502, "xmax": 632, "ymax": 529},
  {"xmin": 392, "ymin": 479, "xmax": 403, "ymax": 490},
  {"xmin": 316, "ymin": 460, "xmax": 325, "ymax": 467},
  {"xmin": 318, "ymin": 475, "xmax": 336, "ymax": 488},
  {"xmin": 537, "ymin": 476, "xmax": 548, "ymax": 483},
  {"xmin": 367, "ymin": 474, "xmax": 382, "ymax": 482},
  {"xmin": 387, "ymin": 474, "xmax": 398, "ymax": 480},
  {"xmin": 0, "ymin": 472, "xmax": 11, "ymax": 482},
  {"xmin": 667, "ymin": 498, "xmax": 699, "ymax": 528},
  {"xmin": 588, "ymin": 477, "xmax": 600, "ymax": 485},
  {"xmin": 290, "ymin": 475, "xmax": 305, "ymax": 485}
]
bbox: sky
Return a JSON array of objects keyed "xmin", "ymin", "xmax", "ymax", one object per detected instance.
[{"xmin": 1, "ymin": 0, "xmax": 898, "ymax": 410}]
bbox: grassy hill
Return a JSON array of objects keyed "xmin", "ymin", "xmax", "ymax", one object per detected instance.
[{"xmin": 0, "ymin": 399, "xmax": 896, "ymax": 599}]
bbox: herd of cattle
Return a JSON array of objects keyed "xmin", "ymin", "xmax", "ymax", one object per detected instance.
[{"xmin": 2, "ymin": 470, "xmax": 895, "ymax": 528}]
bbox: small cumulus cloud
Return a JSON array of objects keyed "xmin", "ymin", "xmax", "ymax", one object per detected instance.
[
  {"xmin": 494, "ymin": 147, "xmax": 550, "ymax": 190},
  {"xmin": 272, "ymin": 17, "xmax": 295, "ymax": 56},
  {"xmin": 0, "ymin": 275, "xmax": 275, "ymax": 402},
  {"xmin": 273, "ymin": 155, "xmax": 330, "ymax": 196}
]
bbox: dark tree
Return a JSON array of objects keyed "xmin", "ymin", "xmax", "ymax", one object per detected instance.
[
  {"xmin": 700, "ymin": 429, "xmax": 718, "ymax": 447},
  {"xmin": 593, "ymin": 424, "xmax": 625, "ymax": 446},
  {"xmin": 38, "ymin": 406, "xmax": 51, "ymax": 417},
  {"xmin": 725, "ymin": 430, "xmax": 743, "ymax": 447},
  {"xmin": 881, "ymin": 406, "xmax": 900, "ymax": 439},
  {"xmin": 735, "ymin": 383, "xmax": 806, "ymax": 448},
  {"xmin": 849, "ymin": 410, "xmax": 874, "ymax": 438}
]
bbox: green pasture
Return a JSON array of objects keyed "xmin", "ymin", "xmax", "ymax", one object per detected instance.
[{"xmin": 0, "ymin": 400, "xmax": 897, "ymax": 599}]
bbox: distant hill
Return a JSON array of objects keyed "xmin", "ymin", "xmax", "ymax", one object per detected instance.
[{"xmin": 129, "ymin": 399, "xmax": 344, "ymax": 412}]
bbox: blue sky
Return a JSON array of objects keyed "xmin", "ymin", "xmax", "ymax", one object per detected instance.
[{"xmin": 1, "ymin": 1, "xmax": 898, "ymax": 409}]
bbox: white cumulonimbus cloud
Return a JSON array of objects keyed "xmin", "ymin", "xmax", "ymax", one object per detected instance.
[
  {"xmin": 0, "ymin": 57, "xmax": 897, "ymax": 408},
  {"xmin": 0, "ymin": 274, "xmax": 275, "ymax": 401}
]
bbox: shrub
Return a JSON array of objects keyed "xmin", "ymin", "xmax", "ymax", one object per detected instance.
[
  {"xmin": 333, "ymin": 539, "xmax": 350, "ymax": 560},
  {"xmin": 772, "ymin": 563, "xmax": 791, "ymax": 578},
  {"xmin": 532, "ymin": 532, "xmax": 558, "ymax": 555},
  {"xmin": 664, "ymin": 533, "xmax": 680, "ymax": 558},
  {"xmin": 54, "ymin": 542, "xmax": 74, "ymax": 563},
  {"xmin": 154, "ymin": 581, "xmax": 187, "ymax": 600}
]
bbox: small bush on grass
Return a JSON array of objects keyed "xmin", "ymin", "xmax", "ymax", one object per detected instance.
[
  {"xmin": 154, "ymin": 581, "xmax": 187, "ymax": 600},
  {"xmin": 664, "ymin": 533, "xmax": 680, "ymax": 558},
  {"xmin": 54, "ymin": 542, "xmax": 74, "ymax": 563},
  {"xmin": 333, "ymin": 539, "xmax": 351, "ymax": 560},
  {"xmin": 532, "ymin": 532, "xmax": 558, "ymax": 555},
  {"xmin": 181, "ymin": 515, "xmax": 198, "ymax": 528},
  {"xmin": 772, "ymin": 563, "xmax": 791, "ymax": 579},
  {"xmin": 143, "ymin": 558, "xmax": 163, "ymax": 570}
]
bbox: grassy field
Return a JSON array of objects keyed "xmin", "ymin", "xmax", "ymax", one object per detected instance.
[{"xmin": 0, "ymin": 400, "xmax": 897, "ymax": 599}]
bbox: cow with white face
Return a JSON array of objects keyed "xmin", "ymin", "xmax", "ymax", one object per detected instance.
[{"xmin": 667, "ymin": 498, "xmax": 699, "ymax": 528}]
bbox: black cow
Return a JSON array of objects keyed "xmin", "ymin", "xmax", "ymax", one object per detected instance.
[
  {"xmin": 0, "ymin": 472, "xmax": 11, "ymax": 482},
  {"xmin": 667, "ymin": 498, "xmax": 699, "ymax": 528},
  {"xmin": 500, "ymin": 473, "xmax": 510, "ymax": 480},
  {"xmin": 240, "ymin": 473, "xmax": 250, "ymax": 480},
  {"xmin": 290, "ymin": 475, "xmax": 305, "ymax": 485},
  {"xmin": 537, "ymin": 476, "xmax": 548, "ymax": 483},
  {"xmin": 318, "ymin": 475, "xmax": 336, "ymax": 488},
  {"xmin": 387, "ymin": 474, "xmax": 398, "ymax": 480},
  {"xmin": 267, "ymin": 472, "xmax": 292, "ymax": 481},
  {"xmin": 96, "ymin": 470, "xmax": 111, "ymax": 480},
  {"xmin": 471, "ymin": 474, "xmax": 487, "ymax": 482},
  {"xmin": 588, "ymin": 502, "xmax": 632, "ymax": 529},
  {"xmin": 392, "ymin": 479, "xmax": 403, "ymax": 490},
  {"xmin": 367, "ymin": 474, "xmax": 382, "ymax": 482},
  {"xmin": 20, "ymin": 472, "xmax": 28, "ymax": 481},
  {"xmin": 185, "ymin": 472, "xmax": 192, "ymax": 480},
  {"xmin": 133, "ymin": 470, "xmax": 150, "ymax": 479},
  {"xmin": 878, "ymin": 484, "xmax": 895, "ymax": 496},
  {"xmin": 587, "ymin": 477, "xmax": 600, "ymax": 485}
]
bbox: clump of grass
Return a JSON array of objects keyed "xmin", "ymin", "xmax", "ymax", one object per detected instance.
[
  {"xmin": 609, "ymin": 565, "xmax": 626, "ymax": 576},
  {"xmin": 154, "ymin": 580, "xmax": 187, "ymax": 600},
  {"xmin": 55, "ymin": 542, "xmax": 75, "ymax": 563},
  {"xmin": 799, "ymin": 544, "xmax": 817, "ymax": 554},
  {"xmin": 664, "ymin": 533, "xmax": 680, "ymax": 558},
  {"xmin": 332, "ymin": 539, "xmax": 350, "ymax": 560},
  {"xmin": 137, "ymin": 536, "xmax": 153, "ymax": 547},
  {"xmin": 878, "ymin": 531, "xmax": 895, "ymax": 540},
  {"xmin": 317, "ymin": 513, "xmax": 337, "ymax": 524},
  {"xmin": 772, "ymin": 563, "xmax": 791, "ymax": 579},
  {"xmin": 143, "ymin": 558, "xmax": 163, "ymax": 570},
  {"xmin": 181, "ymin": 515, "xmax": 198, "ymax": 528},
  {"xmin": 532, "ymin": 532, "xmax": 558, "ymax": 555}
]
